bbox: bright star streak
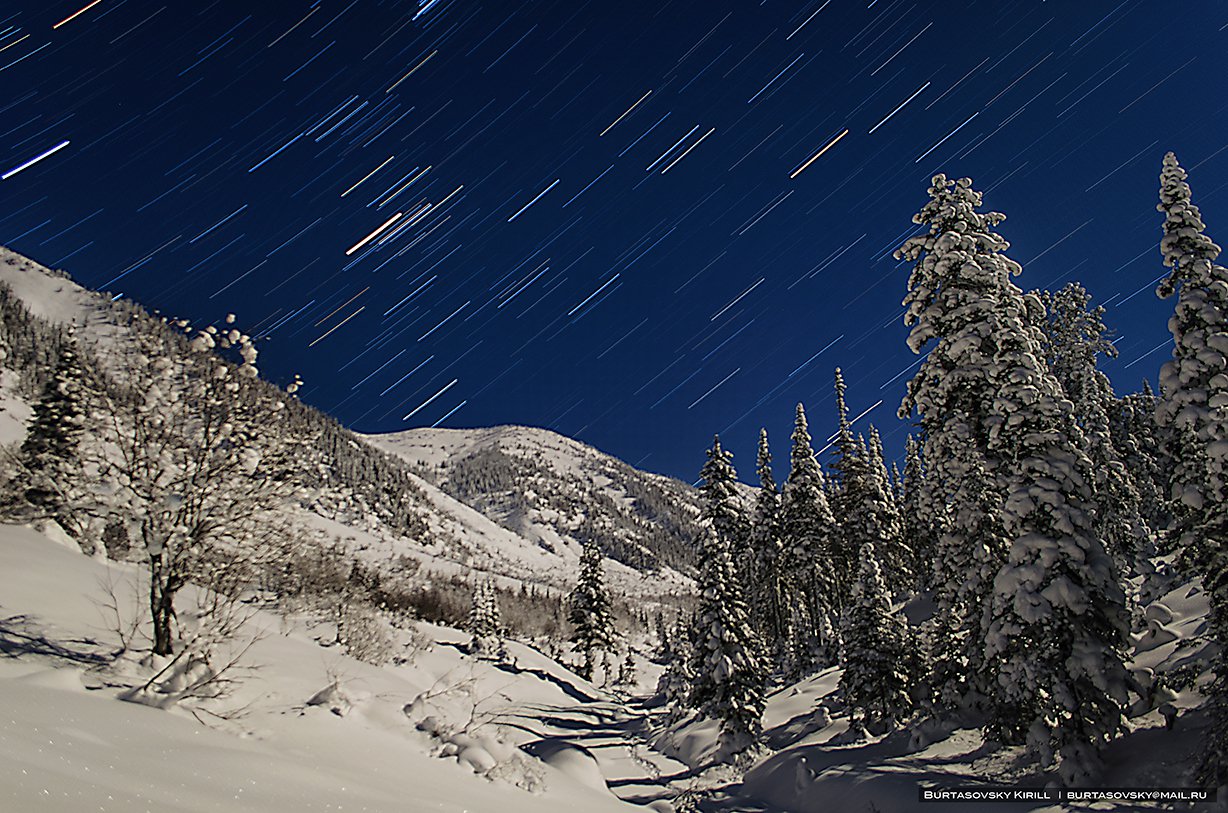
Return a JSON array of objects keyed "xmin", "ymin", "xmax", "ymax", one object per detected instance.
[
  {"xmin": 661, "ymin": 127, "xmax": 716, "ymax": 173},
  {"xmin": 345, "ymin": 212, "xmax": 403, "ymax": 255},
  {"xmin": 419, "ymin": 301, "xmax": 470, "ymax": 341},
  {"xmin": 341, "ymin": 155, "xmax": 395, "ymax": 196},
  {"xmin": 403, "ymin": 379, "xmax": 458, "ymax": 421},
  {"xmin": 646, "ymin": 125, "xmax": 699, "ymax": 172},
  {"xmin": 508, "ymin": 179, "xmax": 559, "ymax": 222},
  {"xmin": 248, "ymin": 132, "xmax": 303, "ymax": 172},
  {"xmin": 914, "ymin": 112, "xmax": 978, "ymax": 163},
  {"xmin": 432, "ymin": 399, "xmax": 467, "ymax": 427},
  {"xmin": 748, "ymin": 52, "xmax": 805, "ymax": 103},
  {"xmin": 53, "ymin": 0, "xmax": 102, "ymax": 29},
  {"xmin": 817, "ymin": 399, "xmax": 884, "ymax": 453},
  {"xmin": 689, "ymin": 368, "xmax": 740, "ymax": 409},
  {"xmin": 568, "ymin": 274, "xmax": 619, "ymax": 316},
  {"xmin": 600, "ymin": 90, "xmax": 652, "ymax": 136},
  {"xmin": 308, "ymin": 306, "xmax": 364, "ymax": 347},
  {"xmin": 790, "ymin": 129, "xmax": 847, "ymax": 179},
  {"xmin": 868, "ymin": 82, "xmax": 930, "ymax": 133},
  {"xmin": 2, "ymin": 140, "xmax": 70, "ymax": 180},
  {"xmin": 711, "ymin": 278, "xmax": 764, "ymax": 320},
  {"xmin": 789, "ymin": 334, "xmax": 845, "ymax": 378},
  {"xmin": 787, "ymin": 0, "xmax": 832, "ymax": 39},
  {"xmin": 314, "ymin": 287, "xmax": 369, "ymax": 327},
  {"xmin": 562, "ymin": 165, "xmax": 614, "ymax": 208},
  {"xmin": 387, "ymin": 50, "xmax": 437, "ymax": 93}
]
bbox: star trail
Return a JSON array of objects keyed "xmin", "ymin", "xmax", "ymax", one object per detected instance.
[{"xmin": 0, "ymin": 0, "xmax": 1225, "ymax": 480}]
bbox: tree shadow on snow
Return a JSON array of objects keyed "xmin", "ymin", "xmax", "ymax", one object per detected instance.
[
  {"xmin": 0, "ymin": 613, "xmax": 112, "ymax": 666},
  {"xmin": 432, "ymin": 638, "xmax": 605, "ymax": 704},
  {"xmin": 762, "ymin": 708, "xmax": 833, "ymax": 750},
  {"xmin": 489, "ymin": 656, "xmax": 607, "ymax": 703}
]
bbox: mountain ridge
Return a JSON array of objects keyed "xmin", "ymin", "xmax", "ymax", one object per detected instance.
[{"xmin": 0, "ymin": 245, "xmax": 697, "ymax": 608}]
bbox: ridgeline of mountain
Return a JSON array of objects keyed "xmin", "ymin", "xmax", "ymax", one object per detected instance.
[
  {"xmin": 368, "ymin": 426, "xmax": 702, "ymax": 574},
  {"xmin": 0, "ymin": 246, "xmax": 697, "ymax": 607}
]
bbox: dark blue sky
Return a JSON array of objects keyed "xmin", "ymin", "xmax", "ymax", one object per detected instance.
[{"xmin": 1, "ymin": 0, "xmax": 1226, "ymax": 481}]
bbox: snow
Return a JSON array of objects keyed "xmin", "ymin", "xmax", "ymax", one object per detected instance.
[
  {"xmin": 0, "ymin": 523, "xmax": 651, "ymax": 812},
  {"xmin": 366, "ymin": 424, "xmax": 698, "ymax": 599},
  {"xmin": 0, "ymin": 248, "xmax": 98, "ymax": 327},
  {"xmin": 0, "ymin": 372, "xmax": 31, "ymax": 445}
]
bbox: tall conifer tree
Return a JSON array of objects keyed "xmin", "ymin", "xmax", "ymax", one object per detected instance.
[
  {"xmin": 750, "ymin": 428, "xmax": 790, "ymax": 670},
  {"xmin": 569, "ymin": 537, "xmax": 617, "ymax": 681},
  {"xmin": 840, "ymin": 541, "xmax": 913, "ymax": 731},
  {"xmin": 15, "ymin": 326, "xmax": 91, "ymax": 538},
  {"xmin": 1040, "ymin": 282, "xmax": 1148, "ymax": 575},
  {"xmin": 689, "ymin": 436, "xmax": 766, "ymax": 755},
  {"xmin": 1153, "ymin": 152, "xmax": 1228, "ymax": 785},
  {"xmin": 897, "ymin": 174, "xmax": 1128, "ymax": 781},
  {"xmin": 779, "ymin": 404, "xmax": 840, "ymax": 668}
]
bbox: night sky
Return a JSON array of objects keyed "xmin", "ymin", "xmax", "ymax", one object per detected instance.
[{"xmin": 1, "ymin": 1, "xmax": 1226, "ymax": 482}]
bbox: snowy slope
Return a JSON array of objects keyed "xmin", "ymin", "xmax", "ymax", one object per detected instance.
[
  {"xmin": 0, "ymin": 522, "xmax": 672, "ymax": 813},
  {"xmin": 0, "ymin": 247, "xmax": 100, "ymax": 326},
  {"xmin": 368, "ymin": 426, "xmax": 702, "ymax": 577},
  {"xmin": 734, "ymin": 574, "xmax": 1214, "ymax": 812},
  {"xmin": 0, "ymin": 246, "xmax": 693, "ymax": 603}
]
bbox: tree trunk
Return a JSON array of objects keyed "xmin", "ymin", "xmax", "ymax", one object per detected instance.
[
  {"xmin": 150, "ymin": 554, "xmax": 175, "ymax": 656},
  {"xmin": 581, "ymin": 648, "xmax": 594, "ymax": 681}
]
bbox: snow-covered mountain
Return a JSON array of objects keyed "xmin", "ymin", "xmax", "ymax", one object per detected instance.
[
  {"xmin": 0, "ymin": 246, "xmax": 695, "ymax": 607},
  {"xmin": 368, "ymin": 426, "xmax": 703, "ymax": 575}
]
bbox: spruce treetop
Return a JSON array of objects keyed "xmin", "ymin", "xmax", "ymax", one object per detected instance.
[{"xmin": 1157, "ymin": 152, "xmax": 1224, "ymax": 298}]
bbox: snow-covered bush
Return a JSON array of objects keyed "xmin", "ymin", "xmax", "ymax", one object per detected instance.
[{"xmin": 336, "ymin": 603, "xmax": 395, "ymax": 666}]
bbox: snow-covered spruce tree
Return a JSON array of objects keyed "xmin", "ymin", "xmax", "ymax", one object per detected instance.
[
  {"xmin": 616, "ymin": 650, "xmax": 637, "ymax": 688},
  {"xmin": 900, "ymin": 435, "xmax": 940, "ymax": 591},
  {"xmin": 897, "ymin": 175, "xmax": 1129, "ymax": 782},
  {"xmin": 985, "ymin": 355, "xmax": 1130, "ymax": 781},
  {"xmin": 469, "ymin": 578, "xmax": 501, "ymax": 657},
  {"xmin": 828, "ymin": 368, "xmax": 860, "ymax": 580},
  {"xmin": 1109, "ymin": 381, "xmax": 1172, "ymax": 541},
  {"xmin": 12, "ymin": 325, "xmax": 92, "ymax": 539},
  {"xmin": 868, "ymin": 426, "xmax": 902, "ymax": 521},
  {"xmin": 830, "ymin": 368, "xmax": 913, "ymax": 597},
  {"xmin": 568, "ymin": 536, "xmax": 617, "ymax": 681},
  {"xmin": 893, "ymin": 173, "xmax": 1009, "ymax": 700},
  {"xmin": 657, "ymin": 617, "xmax": 695, "ymax": 722},
  {"xmin": 1155, "ymin": 153, "xmax": 1228, "ymax": 526},
  {"xmin": 1040, "ymin": 282, "xmax": 1149, "ymax": 575},
  {"xmin": 895, "ymin": 173, "xmax": 1014, "ymax": 715},
  {"xmin": 688, "ymin": 436, "xmax": 766, "ymax": 754},
  {"xmin": 90, "ymin": 315, "xmax": 298, "ymax": 657},
  {"xmin": 778, "ymin": 404, "xmax": 840, "ymax": 671},
  {"xmin": 839, "ymin": 542, "xmax": 912, "ymax": 732},
  {"xmin": 925, "ymin": 440, "xmax": 1008, "ymax": 713},
  {"xmin": 749, "ymin": 427, "xmax": 790, "ymax": 671},
  {"xmin": 1152, "ymin": 152, "xmax": 1228, "ymax": 786}
]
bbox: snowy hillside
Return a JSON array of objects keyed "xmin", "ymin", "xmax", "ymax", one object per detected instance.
[
  {"xmin": 0, "ymin": 522, "xmax": 666, "ymax": 812},
  {"xmin": 0, "ymin": 246, "xmax": 695, "ymax": 609},
  {"xmin": 369, "ymin": 426, "xmax": 702, "ymax": 574},
  {"xmin": 2, "ymin": 518, "xmax": 1213, "ymax": 813}
]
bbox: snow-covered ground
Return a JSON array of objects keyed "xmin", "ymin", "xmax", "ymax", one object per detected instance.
[
  {"xmin": 0, "ymin": 522, "xmax": 684, "ymax": 812},
  {"xmin": 369, "ymin": 425, "xmax": 699, "ymax": 597},
  {"xmin": 4, "ymin": 519, "xmax": 1209, "ymax": 812}
]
